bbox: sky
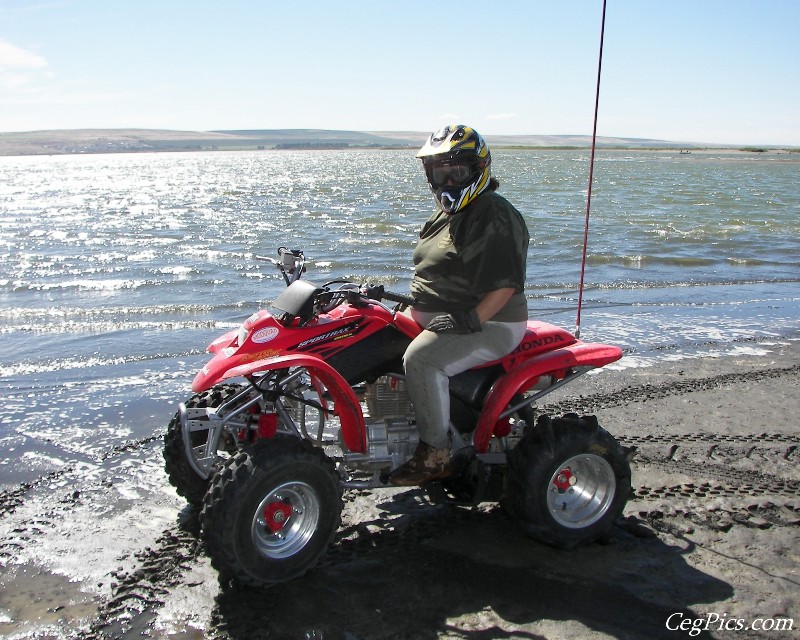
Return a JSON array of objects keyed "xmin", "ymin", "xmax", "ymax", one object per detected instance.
[{"xmin": 1, "ymin": 1, "xmax": 798, "ymax": 146}]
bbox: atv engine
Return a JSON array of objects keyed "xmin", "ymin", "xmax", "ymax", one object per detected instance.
[{"xmin": 343, "ymin": 375, "xmax": 418, "ymax": 471}]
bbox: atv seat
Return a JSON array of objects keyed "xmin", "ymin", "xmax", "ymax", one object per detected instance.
[{"xmin": 449, "ymin": 365, "xmax": 505, "ymax": 408}]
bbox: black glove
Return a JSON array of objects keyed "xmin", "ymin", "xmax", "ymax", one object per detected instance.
[{"xmin": 426, "ymin": 309, "xmax": 482, "ymax": 334}]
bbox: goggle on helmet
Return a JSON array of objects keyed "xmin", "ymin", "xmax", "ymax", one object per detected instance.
[{"xmin": 417, "ymin": 124, "xmax": 492, "ymax": 214}]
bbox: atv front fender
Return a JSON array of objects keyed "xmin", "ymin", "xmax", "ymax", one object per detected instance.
[
  {"xmin": 473, "ymin": 342, "xmax": 623, "ymax": 453},
  {"xmin": 207, "ymin": 329, "xmax": 238, "ymax": 354},
  {"xmin": 194, "ymin": 353, "xmax": 367, "ymax": 454}
]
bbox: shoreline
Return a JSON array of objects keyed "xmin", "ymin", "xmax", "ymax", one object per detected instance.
[
  {"xmin": 1, "ymin": 340, "xmax": 798, "ymax": 638},
  {"xmin": 2, "ymin": 146, "xmax": 797, "ymax": 158},
  {"xmin": 1, "ymin": 128, "xmax": 797, "ymax": 157}
]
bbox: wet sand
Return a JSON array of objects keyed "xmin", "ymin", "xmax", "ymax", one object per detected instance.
[{"xmin": 1, "ymin": 340, "xmax": 798, "ymax": 639}]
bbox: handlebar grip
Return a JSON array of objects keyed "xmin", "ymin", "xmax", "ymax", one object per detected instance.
[{"xmin": 381, "ymin": 290, "xmax": 417, "ymax": 307}]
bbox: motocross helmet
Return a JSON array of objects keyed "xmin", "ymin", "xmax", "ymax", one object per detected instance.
[{"xmin": 417, "ymin": 124, "xmax": 492, "ymax": 214}]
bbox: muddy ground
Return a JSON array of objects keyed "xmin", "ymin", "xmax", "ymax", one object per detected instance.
[{"xmin": 1, "ymin": 341, "xmax": 798, "ymax": 639}]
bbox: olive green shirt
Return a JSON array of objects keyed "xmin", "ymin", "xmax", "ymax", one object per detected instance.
[{"xmin": 411, "ymin": 191, "xmax": 529, "ymax": 322}]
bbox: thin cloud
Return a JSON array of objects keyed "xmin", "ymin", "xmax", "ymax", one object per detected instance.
[
  {"xmin": 0, "ymin": 39, "xmax": 48, "ymax": 70},
  {"xmin": 486, "ymin": 113, "xmax": 518, "ymax": 120},
  {"xmin": 0, "ymin": 39, "xmax": 49, "ymax": 92}
]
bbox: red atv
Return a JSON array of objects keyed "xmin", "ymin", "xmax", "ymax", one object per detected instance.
[{"xmin": 164, "ymin": 247, "xmax": 632, "ymax": 587}]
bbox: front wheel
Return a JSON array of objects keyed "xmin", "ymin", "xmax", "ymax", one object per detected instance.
[
  {"xmin": 163, "ymin": 383, "xmax": 243, "ymax": 506},
  {"xmin": 201, "ymin": 435, "xmax": 343, "ymax": 587},
  {"xmin": 503, "ymin": 413, "xmax": 631, "ymax": 548}
]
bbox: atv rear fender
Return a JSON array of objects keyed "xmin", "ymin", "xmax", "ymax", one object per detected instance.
[{"xmin": 473, "ymin": 342, "xmax": 623, "ymax": 453}]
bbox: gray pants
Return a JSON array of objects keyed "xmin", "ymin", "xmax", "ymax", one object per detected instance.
[{"xmin": 403, "ymin": 309, "xmax": 527, "ymax": 449}]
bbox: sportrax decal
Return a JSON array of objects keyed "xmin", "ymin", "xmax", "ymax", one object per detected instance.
[{"xmin": 295, "ymin": 321, "xmax": 362, "ymax": 350}]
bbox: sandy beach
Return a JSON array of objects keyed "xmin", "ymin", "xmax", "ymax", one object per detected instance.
[{"xmin": 0, "ymin": 340, "xmax": 798, "ymax": 639}]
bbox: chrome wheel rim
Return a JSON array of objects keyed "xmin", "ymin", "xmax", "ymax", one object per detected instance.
[
  {"xmin": 252, "ymin": 481, "xmax": 320, "ymax": 559},
  {"xmin": 547, "ymin": 454, "xmax": 616, "ymax": 529}
]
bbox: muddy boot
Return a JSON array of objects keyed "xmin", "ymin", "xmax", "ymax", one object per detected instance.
[{"xmin": 388, "ymin": 441, "xmax": 452, "ymax": 486}]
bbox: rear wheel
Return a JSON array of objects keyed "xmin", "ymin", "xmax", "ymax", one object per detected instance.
[
  {"xmin": 163, "ymin": 383, "xmax": 243, "ymax": 506},
  {"xmin": 503, "ymin": 413, "xmax": 631, "ymax": 548},
  {"xmin": 201, "ymin": 435, "xmax": 343, "ymax": 587}
]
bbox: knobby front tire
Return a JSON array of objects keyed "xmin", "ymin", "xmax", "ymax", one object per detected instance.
[
  {"xmin": 200, "ymin": 435, "xmax": 343, "ymax": 588},
  {"xmin": 163, "ymin": 383, "xmax": 243, "ymax": 506}
]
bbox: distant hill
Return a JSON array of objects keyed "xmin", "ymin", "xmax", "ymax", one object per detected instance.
[
  {"xmin": 367, "ymin": 131, "xmax": 694, "ymax": 149},
  {"xmin": 0, "ymin": 128, "xmax": 707, "ymax": 156}
]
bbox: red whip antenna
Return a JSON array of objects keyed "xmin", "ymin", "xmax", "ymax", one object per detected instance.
[{"xmin": 575, "ymin": 0, "xmax": 607, "ymax": 339}]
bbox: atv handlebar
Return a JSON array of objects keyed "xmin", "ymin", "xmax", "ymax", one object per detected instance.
[
  {"xmin": 362, "ymin": 284, "xmax": 416, "ymax": 308},
  {"xmin": 259, "ymin": 246, "xmax": 416, "ymax": 310},
  {"xmin": 256, "ymin": 247, "xmax": 306, "ymax": 286}
]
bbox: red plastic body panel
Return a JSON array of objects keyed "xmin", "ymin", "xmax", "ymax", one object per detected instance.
[
  {"xmin": 194, "ymin": 306, "xmax": 391, "ymax": 393},
  {"xmin": 390, "ymin": 309, "xmax": 424, "ymax": 339},
  {"xmin": 499, "ymin": 321, "xmax": 577, "ymax": 368},
  {"xmin": 472, "ymin": 341, "xmax": 623, "ymax": 453}
]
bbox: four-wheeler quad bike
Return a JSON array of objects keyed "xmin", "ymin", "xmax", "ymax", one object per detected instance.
[{"xmin": 163, "ymin": 246, "xmax": 632, "ymax": 587}]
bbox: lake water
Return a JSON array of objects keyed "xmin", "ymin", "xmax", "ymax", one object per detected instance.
[{"xmin": 1, "ymin": 148, "xmax": 798, "ymax": 486}]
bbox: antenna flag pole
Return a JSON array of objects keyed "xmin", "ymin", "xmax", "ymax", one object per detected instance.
[{"xmin": 575, "ymin": 0, "xmax": 607, "ymax": 339}]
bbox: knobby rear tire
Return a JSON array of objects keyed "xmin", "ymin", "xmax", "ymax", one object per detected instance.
[{"xmin": 503, "ymin": 413, "xmax": 631, "ymax": 549}]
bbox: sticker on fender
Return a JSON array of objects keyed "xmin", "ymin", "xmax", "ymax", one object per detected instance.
[{"xmin": 252, "ymin": 327, "xmax": 280, "ymax": 343}]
